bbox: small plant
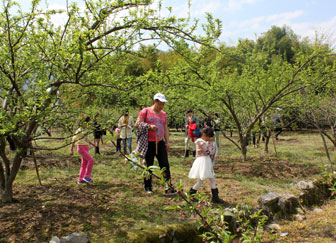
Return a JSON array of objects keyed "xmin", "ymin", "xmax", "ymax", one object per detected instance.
[
  {"xmin": 319, "ymin": 164, "xmax": 336, "ymax": 199},
  {"xmin": 234, "ymin": 204, "xmax": 267, "ymax": 243},
  {"xmin": 329, "ymin": 180, "xmax": 336, "ymax": 200},
  {"xmin": 165, "ymin": 182, "xmax": 268, "ymax": 243}
]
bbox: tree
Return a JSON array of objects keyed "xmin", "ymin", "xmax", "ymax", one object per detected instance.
[
  {"xmin": 256, "ymin": 25, "xmax": 299, "ymax": 63},
  {"xmin": 0, "ymin": 0, "xmax": 221, "ymax": 202},
  {"xmin": 164, "ymin": 34, "xmax": 333, "ymax": 160},
  {"xmin": 296, "ymin": 45, "xmax": 336, "ymax": 171}
]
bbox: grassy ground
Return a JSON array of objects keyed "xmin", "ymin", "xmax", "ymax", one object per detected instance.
[{"xmin": 0, "ymin": 130, "xmax": 335, "ymax": 242}]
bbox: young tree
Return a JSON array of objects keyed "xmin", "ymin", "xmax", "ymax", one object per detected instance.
[{"xmin": 297, "ymin": 48, "xmax": 336, "ymax": 171}]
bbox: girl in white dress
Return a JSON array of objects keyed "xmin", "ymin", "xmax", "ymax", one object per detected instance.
[{"xmin": 188, "ymin": 127, "xmax": 224, "ymax": 203}]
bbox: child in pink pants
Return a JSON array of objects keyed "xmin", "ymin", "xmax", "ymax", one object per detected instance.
[{"xmin": 70, "ymin": 116, "xmax": 96, "ymax": 184}]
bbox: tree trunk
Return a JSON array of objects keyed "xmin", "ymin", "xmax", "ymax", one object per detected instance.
[
  {"xmin": 0, "ymin": 163, "xmax": 5, "ymax": 191},
  {"xmin": 321, "ymin": 129, "xmax": 336, "ymax": 148},
  {"xmin": 319, "ymin": 132, "xmax": 334, "ymax": 172},
  {"xmin": 1, "ymin": 152, "xmax": 24, "ymax": 203},
  {"xmin": 263, "ymin": 129, "xmax": 271, "ymax": 153},
  {"xmin": 241, "ymin": 136, "xmax": 248, "ymax": 161},
  {"xmin": 311, "ymin": 109, "xmax": 334, "ymax": 172},
  {"xmin": 264, "ymin": 135, "xmax": 270, "ymax": 153},
  {"xmin": 0, "ymin": 138, "xmax": 8, "ymax": 191},
  {"xmin": 2, "ymin": 182, "xmax": 13, "ymax": 203}
]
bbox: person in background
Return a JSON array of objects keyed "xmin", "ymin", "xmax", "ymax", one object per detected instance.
[
  {"xmin": 273, "ymin": 107, "xmax": 284, "ymax": 140},
  {"xmin": 93, "ymin": 113, "xmax": 103, "ymax": 154},
  {"xmin": 188, "ymin": 127, "xmax": 224, "ymax": 204},
  {"xmin": 135, "ymin": 93, "xmax": 176, "ymax": 195},
  {"xmin": 112, "ymin": 125, "xmax": 122, "ymax": 153},
  {"xmin": 185, "ymin": 109, "xmax": 199, "ymax": 158},
  {"xmin": 203, "ymin": 113, "xmax": 214, "ymax": 128},
  {"xmin": 210, "ymin": 138, "xmax": 218, "ymax": 166},
  {"xmin": 70, "ymin": 116, "xmax": 95, "ymax": 184},
  {"xmin": 118, "ymin": 110, "xmax": 134, "ymax": 155},
  {"xmin": 213, "ymin": 113, "xmax": 221, "ymax": 151}
]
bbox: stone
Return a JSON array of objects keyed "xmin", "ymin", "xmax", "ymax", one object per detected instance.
[
  {"xmin": 294, "ymin": 214, "xmax": 304, "ymax": 221},
  {"xmin": 267, "ymin": 223, "xmax": 281, "ymax": 232},
  {"xmin": 296, "ymin": 207, "xmax": 304, "ymax": 215},
  {"xmin": 60, "ymin": 233, "xmax": 89, "ymax": 243},
  {"xmin": 258, "ymin": 192, "xmax": 280, "ymax": 205},
  {"xmin": 313, "ymin": 208, "xmax": 323, "ymax": 214},
  {"xmin": 50, "ymin": 236, "xmax": 61, "ymax": 243},
  {"xmin": 258, "ymin": 192, "xmax": 300, "ymax": 220},
  {"xmin": 297, "ymin": 181, "xmax": 314, "ymax": 190},
  {"xmin": 278, "ymin": 194, "xmax": 299, "ymax": 216}
]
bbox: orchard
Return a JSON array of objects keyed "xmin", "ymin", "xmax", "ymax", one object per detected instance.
[{"xmin": 0, "ymin": 0, "xmax": 336, "ymax": 242}]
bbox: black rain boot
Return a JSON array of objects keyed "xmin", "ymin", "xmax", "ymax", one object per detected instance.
[
  {"xmin": 95, "ymin": 146, "xmax": 100, "ymax": 154},
  {"xmin": 144, "ymin": 177, "xmax": 153, "ymax": 194},
  {"xmin": 184, "ymin": 149, "xmax": 189, "ymax": 158},
  {"xmin": 192, "ymin": 150, "xmax": 196, "ymax": 157},
  {"xmin": 189, "ymin": 188, "xmax": 198, "ymax": 202},
  {"xmin": 211, "ymin": 188, "xmax": 225, "ymax": 204}
]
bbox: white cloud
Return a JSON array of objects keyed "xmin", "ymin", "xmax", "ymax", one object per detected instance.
[
  {"xmin": 219, "ymin": 8, "xmax": 336, "ymax": 47},
  {"xmin": 166, "ymin": 0, "xmax": 259, "ymax": 18},
  {"xmin": 291, "ymin": 16, "xmax": 336, "ymax": 45},
  {"xmin": 266, "ymin": 10, "xmax": 304, "ymax": 25},
  {"xmin": 220, "ymin": 10, "xmax": 304, "ymax": 38},
  {"xmin": 48, "ymin": 4, "xmax": 68, "ymax": 26},
  {"xmin": 227, "ymin": 0, "xmax": 258, "ymax": 11},
  {"xmin": 192, "ymin": 1, "xmax": 224, "ymax": 16}
]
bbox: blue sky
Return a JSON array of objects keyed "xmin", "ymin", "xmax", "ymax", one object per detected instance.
[
  {"xmin": 19, "ymin": 0, "xmax": 336, "ymax": 46},
  {"xmin": 163, "ymin": 0, "xmax": 336, "ymax": 45}
]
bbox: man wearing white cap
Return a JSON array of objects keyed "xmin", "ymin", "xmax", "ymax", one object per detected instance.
[{"xmin": 135, "ymin": 93, "xmax": 176, "ymax": 195}]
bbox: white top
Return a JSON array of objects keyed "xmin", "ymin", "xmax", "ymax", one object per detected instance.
[{"xmin": 118, "ymin": 115, "xmax": 134, "ymax": 139}]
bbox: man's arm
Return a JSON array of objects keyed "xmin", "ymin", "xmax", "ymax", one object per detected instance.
[
  {"xmin": 130, "ymin": 116, "xmax": 135, "ymax": 127},
  {"xmin": 135, "ymin": 117, "xmax": 143, "ymax": 128},
  {"xmin": 118, "ymin": 118, "xmax": 124, "ymax": 128}
]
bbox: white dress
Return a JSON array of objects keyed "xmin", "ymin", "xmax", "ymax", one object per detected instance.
[{"xmin": 188, "ymin": 138, "xmax": 215, "ymax": 180}]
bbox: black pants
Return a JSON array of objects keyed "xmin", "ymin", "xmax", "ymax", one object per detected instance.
[
  {"xmin": 116, "ymin": 138, "xmax": 122, "ymax": 151},
  {"xmin": 144, "ymin": 141, "xmax": 171, "ymax": 189},
  {"xmin": 275, "ymin": 127, "xmax": 282, "ymax": 138}
]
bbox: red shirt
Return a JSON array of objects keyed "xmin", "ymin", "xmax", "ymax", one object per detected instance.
[{"xmin": 138, "ymin": 107, "xmax": 167, "ymax": 142}]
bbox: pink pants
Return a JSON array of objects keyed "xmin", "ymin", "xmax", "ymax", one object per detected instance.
[{"xmin": 77, "ymin": 145, "xmax": 94, "ymax": 181}]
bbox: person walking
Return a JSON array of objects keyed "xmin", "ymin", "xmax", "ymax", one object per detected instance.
[
  {"xmin": 203, "ymin": 113, "xmax": 213, "ymax": 128},
  {"xmin": 188, "ymin": 127, "xmax": 224, "ymax": 203},
  {"xmin": 135, "ymin": 93, "xmax": 176, "ymax": 195},
  {"xmin": 185, "ymin": 109, "xmax": 199, "ymax": 158},
  {"xmin": 213, "ymin": 113, "xmax": 221, "ymax": 151},
  {"xmin": 118, "ymin": 110, "xmax": 134, "ymax": 155},
  {"xmin": 112, "ymin": 125, "xmax": 122, "ymax": 152},
  {"xmin": 70, "ymin": 116, "xmax": 96, "ymax": 184},
  {"xmin": 210, "ymin": 139, "xmax": 218, "ymax": 166},
  {"xmin": 273, "ymin": 107, "xmax": 283, "ymax": 140},
  {"xmin": 93, "ymin": 113, "xmax": 103, "ymax": 154}
]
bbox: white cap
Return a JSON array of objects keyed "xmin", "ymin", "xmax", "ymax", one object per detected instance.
[
  {"xmin": 276, "ymin": 107, "xmax": 281, "ymax": 111},
  {"xmin": 153, "ymin": 93, "xmax": 168, "ymax": 103}
]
